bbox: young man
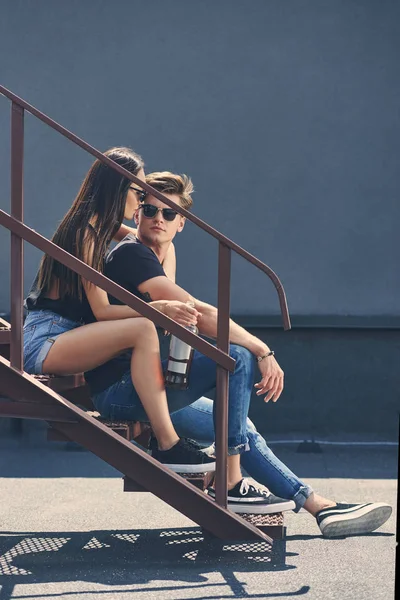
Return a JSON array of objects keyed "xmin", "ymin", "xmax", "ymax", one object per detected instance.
[{"xmin": 85, "ymin": 171, "xmax": 392, "ymax": 538}]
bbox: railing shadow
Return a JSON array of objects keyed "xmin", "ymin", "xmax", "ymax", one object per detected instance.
[{"xmin": 0, "ymin": 528, "xmax": 304, "ymax": 600}]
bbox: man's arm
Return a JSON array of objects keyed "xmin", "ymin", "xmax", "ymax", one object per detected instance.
[
  {"xmin": 162, "ymin": 242, "xmax": 176, "ymax": 282},
  {"xmin": 138, "ymin": 276, "xmax": 284, "ymax": 402}
]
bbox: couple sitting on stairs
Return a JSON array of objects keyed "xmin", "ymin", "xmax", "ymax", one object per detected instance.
[{"xmin": 23, "ymin": 147, "xmax": 391, "ymax": 539}]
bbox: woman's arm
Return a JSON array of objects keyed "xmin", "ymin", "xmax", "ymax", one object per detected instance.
[
  {"xmin": 82, "ymin": 235, "xmax": 193, "ymax": 324},
  {"xmin": 114, "ymin": 224, "xmax": 137, "ymax": 242},
  {"xmin": 82, "ymin": 232, "xmax": 148, "ymax": 321}
]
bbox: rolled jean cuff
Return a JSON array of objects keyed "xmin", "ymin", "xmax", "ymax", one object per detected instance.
[
  {"xmin": 209, "ymin": 441, "xmax": 250, "ymax": 456},
  {"xmin": 291, "ymin": 484, "xmax": 314, "ymax": 513},
  {"xmin": 227, "ymin": 441, "xmax": 250, "ymax": 456}
]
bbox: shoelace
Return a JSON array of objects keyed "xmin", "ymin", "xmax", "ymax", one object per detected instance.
[
  {"xmin": 239, "ymin": 478, "xmax": 271, "ymax": 498},
  {"xmin": 182, "ymin": 438, "xmax": 204, "ymax": 451},
  {"xmin": 181, "ymin": 438, "xmax": 210, "ymax": 459}
]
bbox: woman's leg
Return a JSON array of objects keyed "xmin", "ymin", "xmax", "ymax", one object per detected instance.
[
  {"xmin": 42, "ymin": 318, "xmax": 178, "ymax": 449},
  {"xmin": 165, "ymin": 345, "xmax": 254, "ymax": 488}
]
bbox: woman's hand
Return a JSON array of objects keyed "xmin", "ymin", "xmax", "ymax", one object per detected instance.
[
  {"xmin": 254, "ymin": 355, "xmax": 284, "ymax": 403},
  {"xmin": 163, "ymin": 300, "xmax": 201, "ymax": 328}
]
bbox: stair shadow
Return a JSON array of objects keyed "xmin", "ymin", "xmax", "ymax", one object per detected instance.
[{"xmin": 0, "ymin": 527, "xmax": 300, "ymax": 600}]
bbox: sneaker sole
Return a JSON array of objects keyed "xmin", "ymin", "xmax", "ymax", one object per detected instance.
[
  {"xmin": 320, "ymin": 503, "xmax": 392, "ymax": 538},
  {"xmin": 163, "ymin": 462, "xmax": 216, "ymax": 474},
  {"xmin": 228, "ymin": 499, "xmax": 296, "ymax": 514}
]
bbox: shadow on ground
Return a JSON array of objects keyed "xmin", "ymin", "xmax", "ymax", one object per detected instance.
[{"xmin": 0, "ymin": 527, "xmax": 307, "ymax": 600}]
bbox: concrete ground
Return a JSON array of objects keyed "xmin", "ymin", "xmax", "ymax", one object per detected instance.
[{"xmin": 0, "ymin": 419, "xmax": 397, "ymax": 600}]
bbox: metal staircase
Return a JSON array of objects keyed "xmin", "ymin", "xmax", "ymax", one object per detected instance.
[{"xmin": 0, "ymin": 84, "xmax": 291, "ymax": 543}]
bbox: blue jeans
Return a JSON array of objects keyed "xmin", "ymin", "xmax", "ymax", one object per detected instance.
[
  {"xmin": 93, "ymin": 344, "xmax": 313, "ymax": 511},
  {"xmin": 171, "ymin": 398, "xmax": 313, "ymax": 512},
  {"xmin": 94, "ymin": 345, "xmax": 253, "ymax": 454}
]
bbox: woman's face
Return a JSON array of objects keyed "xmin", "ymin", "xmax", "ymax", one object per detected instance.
[{"xmin": 124, "ymin": 168, "xmax": 146, "ymax": 220}]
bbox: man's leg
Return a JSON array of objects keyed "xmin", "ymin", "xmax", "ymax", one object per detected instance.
[
  {"xmin": 164, "ymin": 344, "xmax": 253, "ymax": 454},
  {"xmin": 171, "ymin": 396, "xmax": 392, "ymax": 536},
  {"xmin": 170, "ymin": 396, "xmax": 313, "ymax": 512}
]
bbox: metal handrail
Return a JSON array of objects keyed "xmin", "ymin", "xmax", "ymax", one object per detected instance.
[
  {"xmin": 0, "ymin": 210, "xmax": 234, "ymax": 372},
  {"xmin": 0, "ymin": 85, "xmax": 291, "ymax": 329},
  {"xmin": 0, "ymin": 84, "xmax": 291, "ymax": 510}
]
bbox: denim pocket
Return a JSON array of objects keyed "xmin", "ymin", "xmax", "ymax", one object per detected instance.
[
  {"xmin": 48, "ymin": 318, "xmax": 79, "ymax": 338},
  {"xmin": 23, "ymin": 324, "xmax": 36, "ymax": 353}
]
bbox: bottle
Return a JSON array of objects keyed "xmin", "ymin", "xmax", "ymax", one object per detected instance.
[{"xmin": 164, "ymin": 303, "xmax": 198, "ymax": 390}]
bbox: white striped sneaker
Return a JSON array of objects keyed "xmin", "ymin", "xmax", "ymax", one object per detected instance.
[
  {"xmin": 316, "ymin": 502, "xmax": 392, "ymax": 538},
  {"xmin": 207, "ymin": 478, "xmax": 296, "ymax": 514}
]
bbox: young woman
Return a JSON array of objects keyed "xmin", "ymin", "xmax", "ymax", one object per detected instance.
[{"xmin": 23, "ymin": 147, "xmax": 214, "ymax": 473}]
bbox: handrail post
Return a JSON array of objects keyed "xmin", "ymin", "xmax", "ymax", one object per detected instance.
[
  {"xmin": 215, "ymin": 242, "xmax": 231, "ymax": 508},
  {"xmin": 10, "ymin": 102, "xmax": 24, "ymax": 370}
]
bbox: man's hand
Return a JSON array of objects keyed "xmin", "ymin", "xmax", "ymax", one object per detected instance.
[
  {"xmin": 254, "ymin": 356, "xmax": 284, "ymax": 403},
  {"xmin": 163, "ymin": 300, "xmax": 201, "ymax": 327}
]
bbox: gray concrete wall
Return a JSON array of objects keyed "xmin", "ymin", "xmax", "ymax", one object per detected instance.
[
  {"xmin": 0, "ymin": 1, "xmax": 399, "ymax": 435},
  {"xmin": 246, "ymin": 327, "xmax": 399, "ymax": 437},
  {"xmin": 157, "ymin": 326, "xmax": 400, "ymax": 437},
  {"xmin": 0, "ymin": 0, "xmax": 399, "ymax": 319}
]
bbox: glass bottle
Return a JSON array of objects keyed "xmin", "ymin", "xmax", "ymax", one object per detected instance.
[{"xmin": 164, "ymin": 303, "xmax": 198, "ymax": 390}]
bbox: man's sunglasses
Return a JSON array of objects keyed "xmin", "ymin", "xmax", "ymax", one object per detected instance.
[
  {"xmin": 129, "ymin": 185, "xmax": 147, "ymax": 203},
  {"xmin": 139, "ymin": 203, "xmax": 178, "ymax": 222}
]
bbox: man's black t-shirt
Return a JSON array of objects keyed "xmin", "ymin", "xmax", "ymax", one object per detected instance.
[{"xmin": 84, "ymin": 234, "xmax": 166, "ymax": 394}]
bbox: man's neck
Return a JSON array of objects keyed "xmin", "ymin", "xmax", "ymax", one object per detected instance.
[{"xmin": 137, "ymin": 233, "xmax": 168, "ymax": 264}]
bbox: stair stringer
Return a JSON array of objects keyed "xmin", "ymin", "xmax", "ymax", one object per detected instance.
[{"xmin": 0, "ymin": 355, "xmax": 270, "ymax": 543}]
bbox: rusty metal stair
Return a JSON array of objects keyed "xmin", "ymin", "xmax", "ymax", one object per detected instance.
[
  {"xmin": 1, "ymin": 316, "xmax": 285, "ymax": 540},
  {"xmin": 0, "ymin": 353, "xmax": 274, "ymax": 542}
]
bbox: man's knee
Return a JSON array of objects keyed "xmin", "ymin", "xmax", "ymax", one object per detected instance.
[
  {"xmin": 229, "ymin": 344, "xmax": 255, "ymax": 377},
  {"xmin": 246, "ymin": 417, "xmax": 257, "ymax": 434}
]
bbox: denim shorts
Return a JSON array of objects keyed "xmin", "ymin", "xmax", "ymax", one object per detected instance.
[{"xmin": 23, "ymin": 310, "xmax": 81, "ymax": 374}]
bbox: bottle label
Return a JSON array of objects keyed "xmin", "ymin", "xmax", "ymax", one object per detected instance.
[
  {"xmin": 166, "ymin": 359, "xmax": 188, "ymax": 374},
  {"xmin": 169, "ymin": 335, "xmax": 192, "ymax": 361}
]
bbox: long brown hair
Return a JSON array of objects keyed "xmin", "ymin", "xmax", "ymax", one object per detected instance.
[{"xmin": 35, "ymin": 147, "xmax": 144, "ymax": 301}]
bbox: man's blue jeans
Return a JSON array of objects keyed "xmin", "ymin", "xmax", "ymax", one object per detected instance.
[{"xmin": 92, "ymin": 344, "xmax": 313, "ymax": 511}]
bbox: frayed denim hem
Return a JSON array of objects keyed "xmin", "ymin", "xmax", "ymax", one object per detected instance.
[
  {"xmin": 208, "ymin": 441, "xmax": 250, "ymax": 456},
  {"xmin": 227, "ymin": 441, "xmax": 250, "ymax": 456},
  {"xmin": 292, "ymin": 484, "xmax": 314, "ymax": 513}
]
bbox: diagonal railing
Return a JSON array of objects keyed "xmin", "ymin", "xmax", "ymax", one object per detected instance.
[{"xmin": 0, "ymin": 84, "xmax": 291, "ymax": 511}]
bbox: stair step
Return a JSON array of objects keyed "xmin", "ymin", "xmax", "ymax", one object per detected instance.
[
  {"xmin": 240, "ymin": 512, "xmax": 285, "ymax": 540},
  {"xmin": 123, "ymin": 472, "xmax": 214, "ymax": 493},
  {"xmin": 34, "ymin": 373, "xmax": 86, "ymax": 392},
  {"xmin": 48, "ymin": 415, "xmax": 152, "ymax": 445},
  {"xmin": 0, "ymin": 318, "xmax": 10, "ymax": 359},
  {"xmin": 125, "ymin": 473, "xmax": 285, "ymax": 539}
]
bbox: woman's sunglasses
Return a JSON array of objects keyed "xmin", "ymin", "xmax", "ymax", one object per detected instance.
[
  {"xmin": 129, "ymin": 185, "xmax": 147, "ymax": 203},
  {"xmin": 139, "ymin": 203, "xmax": 178, "ymax": 222}
]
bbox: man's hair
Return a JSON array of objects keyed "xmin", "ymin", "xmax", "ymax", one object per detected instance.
[{"xmin": 145, "ymin": 171, "xmax": 194, "ymax": 211}]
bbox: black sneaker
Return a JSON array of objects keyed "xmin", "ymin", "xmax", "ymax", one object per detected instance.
[
  {"xmin": 207, "ymin": 478, "xmax": 296, "ymax": 514},
  {"xmin": 151, "ymin": 437, "xmax": 216, "ymax": 473},
  {"xmin": 316, "ymin": 502, "xmax": 392, "ymax": 538}
]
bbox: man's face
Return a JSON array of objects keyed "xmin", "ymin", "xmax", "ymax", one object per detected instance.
[{"xmin": 135, "ymin": 193, "xmax": 185, "ymax": 246}]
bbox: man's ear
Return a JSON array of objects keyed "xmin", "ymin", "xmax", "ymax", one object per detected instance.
[
  {"xmin": 177, "ymin": 216, "xmax": 186, "ymax": 233},
  {"xmin": 133, "ymin": 209, "xmax": 140, "ymax": 226}
]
